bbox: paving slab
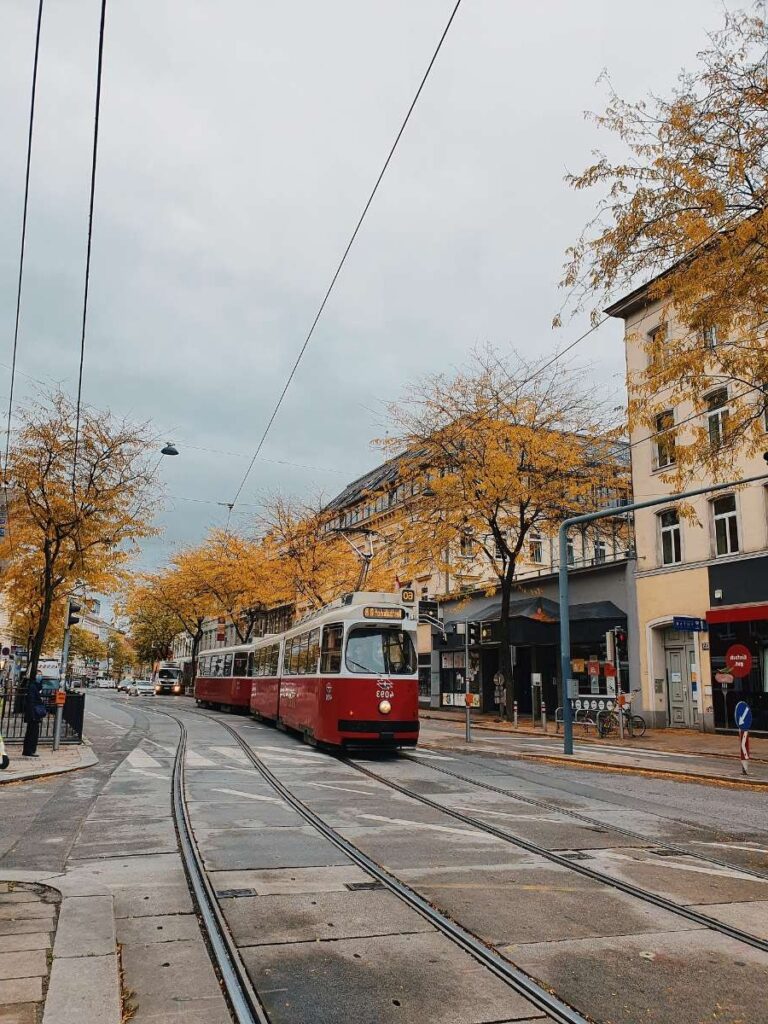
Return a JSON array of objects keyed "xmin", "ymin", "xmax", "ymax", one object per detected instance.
[
  {"xmin": 120, "ymin": 936, "xmax": 230, "ymax": 1024},
  {"xmin": 0, "ymin": 919, "xmax": 55, "ymax": 937},
  {"xmin": 0, "ymin": 903, "xmax": 55, "ymax": 922},
  {"xmin": 0, "ymin": 979, "xmax": 41, "ymax": 1005},
  {"xmin": 196, "ymin": 825, "xmax": 351, "ymax": 871},
  {"xmin": 397, "ymin": 862, "xmax": 700, "ymax": 946},
  {"xmin": 42, "ymin": 954, "xmax": 120, "ymax": 1024},
  {"xmin": 0, "ymin": 1003, "xmax": 37, "ymax": 1023},
  {"xmin": 0, "ymin": 933, "xmax": 51, "ymax": 953},
  {"xmin": 222, "ymin": 889, "xmax": 435, "ymax": 946},
  {"xmin": 240, "ymin": 930, "xmax": 544, "ymax": 1024},
  {"xmin": 505, "ymin": 927, "xmax": 768, "ymax": 1024},
  {"xmin": 335, "ymin": 823, "xmax": 520, "ymax": 871},
  {"xmin": 53, "ymin": 895, "xmax": 115, "ymax": 958},
  {"xmin": 116, "ymin": 913, "xmax": 201, "ymax": 946},
  {"xmin": 69, "ymin": 818, "xmax": 177, "ymax": 859},
  {"xmin": 112, "ymin": 884, "xmax": 194, "ymax": 919},
  {"xmin": 699, "ymin": 899, "xmax": 768, "ymax": 940},
  {"xmin": 186, "ymin": 801, "xmax": 305, "ymax": 829},
  {"xmin": 209, "ymin": 865, "xmax": 374, "ymax": 896},
  {"xmin": 0, "ymin": 951, "xmax": 47, "ymax": 981}
]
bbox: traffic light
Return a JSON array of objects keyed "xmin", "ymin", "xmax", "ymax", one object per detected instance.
[
  {"xmin": 614, "ymin": 626, "xmax": 628, "ymax": 662},
  {"xmin": 480, "ymin": 622, "xmax": 493, "ymax": 644},
  {"xmin": 67, "ymin": 600, "xmax": 82, "ymax": 628},
  {"xmin": 467, "ymin": 621, "xmax": 480, "ymax": 645}
]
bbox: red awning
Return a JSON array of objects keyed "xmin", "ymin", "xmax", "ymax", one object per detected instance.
[{"xmin": 706, "ymin": 604, "xmax": 768, "ymax": 624}]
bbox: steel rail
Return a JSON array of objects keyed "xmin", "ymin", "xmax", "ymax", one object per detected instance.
[
  {"xmin": 169, "ymin": 718, "xmax": 270, "ymax": 1024},
  {"xmin": 207, "ymin": 717, "xmax": 591, "ymax": 1024},
  {"xmin": 400, "ymin": 751, "xmax": 768, "ymax": 881},
  {"xmin": 343, "ymin": 757, "xmax": 768, "ymax": 954}
]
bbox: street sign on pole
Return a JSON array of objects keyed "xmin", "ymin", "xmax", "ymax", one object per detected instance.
[
  {"xmin": 739, "ymin": 730, "xmax": 750, "ymax": 775},
  {"xmin": 734, "ymin": 701, "xmax": 752, "ymax": 731}
]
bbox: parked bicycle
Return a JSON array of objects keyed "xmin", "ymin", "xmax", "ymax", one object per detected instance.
[{"xmin": 597, "ymin": 691, "xmax": 646, "ymax": 738}]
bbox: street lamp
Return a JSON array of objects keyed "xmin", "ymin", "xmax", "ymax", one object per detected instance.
[{"xmin": 161, "ymin": 442, "xmax": 179, "ymax": 456}]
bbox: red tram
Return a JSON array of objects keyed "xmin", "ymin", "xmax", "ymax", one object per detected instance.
[{"xmin": 194, "ymin": 591, "xmax": 419, "ymax": 749}]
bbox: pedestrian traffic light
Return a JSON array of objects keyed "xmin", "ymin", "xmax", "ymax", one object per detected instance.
[
  {"xmin": 481, "ymin": 622, "xmax": 493, "ymax": 643},
  {"xmin": 467, "ymin": 621, "xmax": 480, "ymax": 645},
  {"xmin": 614, "ymin": 626, "xmax": 627, "ymax": 661},
  {"xmin": 67, "ymin": 600, "xmax": 82, "ymax": 628}
]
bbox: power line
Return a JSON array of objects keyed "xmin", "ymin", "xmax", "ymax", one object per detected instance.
[
  {"xmin": 4, "ymin": 0, "xmax": 44, "ymax": 480},
  {"xmin": 71, "ymin": 0, "xmax": 108, "ymax": 486},
  {"xmin": 227, "ymin": 0, "xmax": 464, "ymax": 514}
]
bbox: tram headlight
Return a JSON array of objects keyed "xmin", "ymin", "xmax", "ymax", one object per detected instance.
[{"xmin": 378, "ymin": 699, "xmax": 392, "ymax": 715}]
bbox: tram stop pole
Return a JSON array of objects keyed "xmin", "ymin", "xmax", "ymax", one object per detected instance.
[{"xmin": 559, "ymin": 469, "xmax": 768, "ymax": 757}]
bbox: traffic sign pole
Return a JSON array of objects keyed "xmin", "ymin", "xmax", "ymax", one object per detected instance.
[{"xmin": 734, "ymin": 702, "xmax": 752, "ymax": 776}]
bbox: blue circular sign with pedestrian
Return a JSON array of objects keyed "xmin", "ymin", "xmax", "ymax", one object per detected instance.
[{"xmin": 734, "ymin": 701, "xmax": 752, "ymax": 731}]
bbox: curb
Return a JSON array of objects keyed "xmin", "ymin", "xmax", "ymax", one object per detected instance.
[
  {"xmin": 420, "ymin": 712, "xmax": 768, "ymax": 765},
  {"xmin": 0, "ymin": 744, "xmax": 99, "ymax": 786}
]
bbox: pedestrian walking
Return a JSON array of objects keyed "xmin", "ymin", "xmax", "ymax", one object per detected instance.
[{"xmin": 22, "ymin": 673, "xmax": 46, "ymax": 758}]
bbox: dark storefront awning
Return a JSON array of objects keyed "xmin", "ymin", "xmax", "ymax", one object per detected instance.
[{"xmin": 443, "ymin": 595, "xmax": 625, "ymax": 626}]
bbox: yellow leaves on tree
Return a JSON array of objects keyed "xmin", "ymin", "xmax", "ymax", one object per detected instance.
[
  {"xmin": 67, "ymin": 626, "xmax": 106, "ymax": 673},
  {"xmin": 379, "ymin": 349, "xmax": 626, "ymax": 703},
  {"xmin": 562, "ymin": 9, "xmax": 768, "ymax": 480},
  {"xmin": 1, "ymin": 392, "xmax": 158, "ymax": 679}
]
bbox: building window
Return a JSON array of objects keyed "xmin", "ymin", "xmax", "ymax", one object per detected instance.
[
  {"xmin": 566, "ymin": 537, "xmax": 575, "ymax": 566},
  {"xmin": 654, "ymin": 410, "xmax": 676, "ymax": 469},
  {"xmin": 529, "ymin": 532, "xmax": 543, "ymax": 564},
  {"xmin": 712, "ymin": 494, "xmax": 739, "ymax": 556},
  {"xmin": 659, "ymin": 509, "xmax": 682, "ymax": 565},
  {"xmin": 459, "ymin": 533, "xmax": 475, "ymax": 558},
  {"xmin": 701, "ymin": 325, "xmax": 717, "ymax": 349},
  {"xmin": 594, "ymin": 538, "xmax": 606, "ymax": 563},
  {"xmin": 706, "ymin": 388, "xmax": 729, "ymax": 449}
]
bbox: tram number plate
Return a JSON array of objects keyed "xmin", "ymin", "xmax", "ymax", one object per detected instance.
[{"xmin": 377, "ymin": 687, "xmax": 394, "ymax": 700}]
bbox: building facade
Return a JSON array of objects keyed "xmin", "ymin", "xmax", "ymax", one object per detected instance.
[{"xmin": 608, "ymin": 287, "xmax": 768, "ymax": 732}]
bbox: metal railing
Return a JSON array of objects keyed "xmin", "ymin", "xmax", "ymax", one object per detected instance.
[{"xmin": 0, "ymin": 683, "xmax": 85, "ymax": 744}]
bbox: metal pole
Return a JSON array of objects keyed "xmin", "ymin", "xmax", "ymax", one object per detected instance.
[
  {"xmin": 559, "ymin": 471, "xmax": 768, "ymax": 756},
  {"xmin": 464, "ymin": 619, "xmax": 471, "ymax": 743}
]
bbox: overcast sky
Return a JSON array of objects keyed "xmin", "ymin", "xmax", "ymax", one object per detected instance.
[{"xmin": 1, "ymin": 0, "xmax": 738, "ymax": 574}]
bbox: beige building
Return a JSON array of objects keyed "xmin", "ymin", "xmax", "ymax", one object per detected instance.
[{"xmin": 608, "ymin": 285, "xmax": 768, "ymax": 732}]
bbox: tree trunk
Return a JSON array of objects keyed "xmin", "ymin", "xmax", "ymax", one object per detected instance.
[
  {"xmin": 29, "ymin": 591, "xmax": 54, "ymax": 683},
  {"xmin": 498, "ymin": 564, "xmax": 516, "ymax": 720}
]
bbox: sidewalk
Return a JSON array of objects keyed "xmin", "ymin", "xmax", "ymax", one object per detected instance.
[
  {"xmin": 421, "ymin": 709, "xmax": 768, "ymax": 761},
  {"xmin": 0, "ymin": 743, "xmax": 98, "ymax": 785}
]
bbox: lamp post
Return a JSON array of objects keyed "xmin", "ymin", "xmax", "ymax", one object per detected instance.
[{"xmin": 559, "ymin": 465, "xmax": 768, "ymax": 756}]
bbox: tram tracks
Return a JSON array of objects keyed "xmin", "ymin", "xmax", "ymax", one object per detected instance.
[
  {"xmin": 343, "ymin": 756, "xmax": 768, "ymax": 954},
  {"xmin": 145, "ymin": 701, "xmax": 592, "ymax": 1024},
  {"xmin": 399, "ymin": 751, "xmax": 768, "ymax": 881}
]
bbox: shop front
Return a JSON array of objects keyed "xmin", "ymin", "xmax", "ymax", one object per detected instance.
[{"xmin": 707, "ymin": 605, "xmax": 768, "ymax": 734}]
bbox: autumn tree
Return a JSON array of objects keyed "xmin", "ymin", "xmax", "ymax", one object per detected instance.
[
  {"xmin": 179, "ymin": 529, "xmax": 293, "ymax": 643},
  {"xmin": 106, "ymin": 632, "xmax": 135, "ymax": 681},
  {"xmin": 67, "ymin": 627, "xmax": 106, "ymax": 679},
  {"xmin": 258, "ymin": 496, "xmax": 362, "ymax": 611},
  {"xmin": 0, "ymin": 392, "xmax": 157, "ymax": 681},
  {"xmin": 381, "ymin": 350, "xmax": 626, "ymax": 710},
  {"xmin": 126, "ymin": 597, "xmax": 179, "ymax": 667},
  {"xmin": 563, "ymin": 7, "xmax": 768, "ymax": 480}
]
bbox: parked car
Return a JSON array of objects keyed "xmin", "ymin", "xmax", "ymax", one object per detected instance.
[
  {"xmin": 128, "ymin": 680, "xmax": 155, "ymax": 697},
  {"xmin": 116, "ymin": 679, "xmax": 132, "ymax": 693},
  {"xmin": 95, "ymin": 678, "xmax": 115, "ymax": 689}
]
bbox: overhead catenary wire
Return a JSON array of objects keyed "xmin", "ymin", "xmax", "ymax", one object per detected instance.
[
  {"xmin": 227, "ymin": 0, "xmax": 464, "ymax": 515},
  {"xmin": 71, "ymin": 0, "xmax": 108, "ymax": 487},
  {"xmin": 4, "ymin": 0, "xmax": 44, "ymax": 482}
]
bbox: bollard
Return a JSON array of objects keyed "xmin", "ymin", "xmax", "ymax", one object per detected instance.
[
  {"xmin": 513, "ymin": 700, "xmax": 518, "ymax": 728},
  {"xmin": 541, "ymin": 701, "xmax": 547, "ymax": 732},
  {"xmin": 52, "ymin": 690, "xmax": 66, "ymax": 751}
]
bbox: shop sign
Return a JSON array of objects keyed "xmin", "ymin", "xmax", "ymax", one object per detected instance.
[
  {"xmin": 587, "ymin": 659, "xmax": 600, "ymax": 677},
  {"xmin": 725, "ymin": 644, "xmax": 753, "ymax": 679},
  {"xmin": 604, "ymin": 662, "xmax": 616, "ymax": 678},
  {"xmin": 715, "ymin": 671, "xmax": 734, "ymax": 685},
  {"xmin": 571, "ymin": 659, "xmax": 585, "ymax": 673}
]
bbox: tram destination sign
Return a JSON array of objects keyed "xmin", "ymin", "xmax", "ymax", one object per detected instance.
[{"xmin": 363, "ymin": 606, "xmax": 406, "ymax": 621}]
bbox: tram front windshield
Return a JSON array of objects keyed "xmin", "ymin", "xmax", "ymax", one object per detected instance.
[{"xmin": 345, "ymin": 626, "xmax": 416, "ymax": 675}]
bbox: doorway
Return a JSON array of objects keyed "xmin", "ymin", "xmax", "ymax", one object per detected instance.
[{"xmin": 664, "ymin": 629, "xmax": 697, "ymax": 727}]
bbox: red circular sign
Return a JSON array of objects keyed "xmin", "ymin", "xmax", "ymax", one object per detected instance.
[{"xmin": 725, "ymin": 644, "xmax": 753, "ymax": 679}]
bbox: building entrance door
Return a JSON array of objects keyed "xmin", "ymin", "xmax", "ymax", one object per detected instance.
[{"xmin": 665, "ymin": 644, "xmax": 695, "ymax": 727}]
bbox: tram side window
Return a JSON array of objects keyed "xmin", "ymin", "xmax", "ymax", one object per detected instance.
[
  {"xmin": 247, "ymin": 652, "xmax": 254, "ymax": 677},
  {"xmin": 306, "ymin": 629, "xmax": 320, "ymax": 675},
  {"xmin": 296, "ymin": 633, "xmax": 311, "ymax": 675},
  {"xmin": 223, "ymin": 653, "xmax": 233, "ymax": 676},
  {"xmin": 233, "ymin": 652, "xmax": 248, "ymax": 677},
  {"xmin": 269, "ymin": 644, "xmax": 280, "ymax": 676},
  {"xmin": 283, "ymin": 638, "xmax": 296, "ymax": 675},
  {"xmin": 320, "ymin": 624, "xmax": 343, "ymax": 674},
  {"xmin": 199, "ymin": 657, "xmax": 207, "ymax": 676}
]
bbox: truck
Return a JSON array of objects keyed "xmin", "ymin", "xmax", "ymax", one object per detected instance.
[
  {"xmin": 37, "ymin": 659, "xmax": 62, "ymax": 695},
  {"xmin": 152, "ymin": 661, "xmax": 184, "ymax": 696}
]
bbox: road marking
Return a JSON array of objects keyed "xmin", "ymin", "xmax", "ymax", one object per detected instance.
[
  {"xmin": 691, "ymin": 841, "xmax": 768, "ymax": 855},
  {"xmin": 210, "ymin": 746, "xmax": 250, "ymax": 762},
  {"xmin": 127, "ymin": 749, "xmax": 163, "ymax": 768},
  {"xmin": 452, "ymin": 806, "xmax": 564, "ymax": 823},
  {"xmin": 127, "ymin": 768, "xmax": 169, "ymax": 780},
  {"xmin": 211, "ymin": 787, "xmax": 283, "ymax": 804},
  {"xmin": 186, "ymin": 751, "xmax": 217, "ymax": 767},
  {"xmin": 358, "ymin": 814, "xmax": 500, "ymax": 840},
  {"xmin": 602, "ymin": 850, "xmax": 768, "ymax": 883},
  {"xmin": 305, "ymin": 781, "xmax": 376, "ymax": 797}
]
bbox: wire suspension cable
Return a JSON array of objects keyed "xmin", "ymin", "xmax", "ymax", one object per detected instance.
[
  {"xmin": 227, "ymin": 0, "xmax": 464, "ymax": 514},
  {"xmin": 5, "ymin": 0, "xmax": 45, "ymax": 481},
  {"xmin": 72, "ymin": 0, "xmax": 108, "ymax": 487}
]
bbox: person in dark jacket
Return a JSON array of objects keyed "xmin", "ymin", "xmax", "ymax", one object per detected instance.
[{"xmin": 22, "ymin": 674, "xmax": 45, "ymax": 757}]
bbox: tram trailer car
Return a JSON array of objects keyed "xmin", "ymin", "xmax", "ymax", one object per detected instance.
[{"xmin": 194, "ymin": 591, "xmax": 420, "ymax": 748}]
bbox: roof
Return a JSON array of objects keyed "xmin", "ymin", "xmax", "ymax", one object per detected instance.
[
  {"xmin": 442, "ymin": 595, "xmax": 626, "ymax": 625},
  {"xmin": 324, "ymin": 451, "xmax": 410, "ymax": 512}
]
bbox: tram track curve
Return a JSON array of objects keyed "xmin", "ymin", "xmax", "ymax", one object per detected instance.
[
  {"xmin": 399, "ymin": 750, "xmax": 768, "ymax": 881},
  {"xmin": 124, "ymin": 699, "xmax": 591, "ymax": 1024},
  {"xmin": 341, "ymin": 755, "xmax": 768, "ymax": 954}
]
